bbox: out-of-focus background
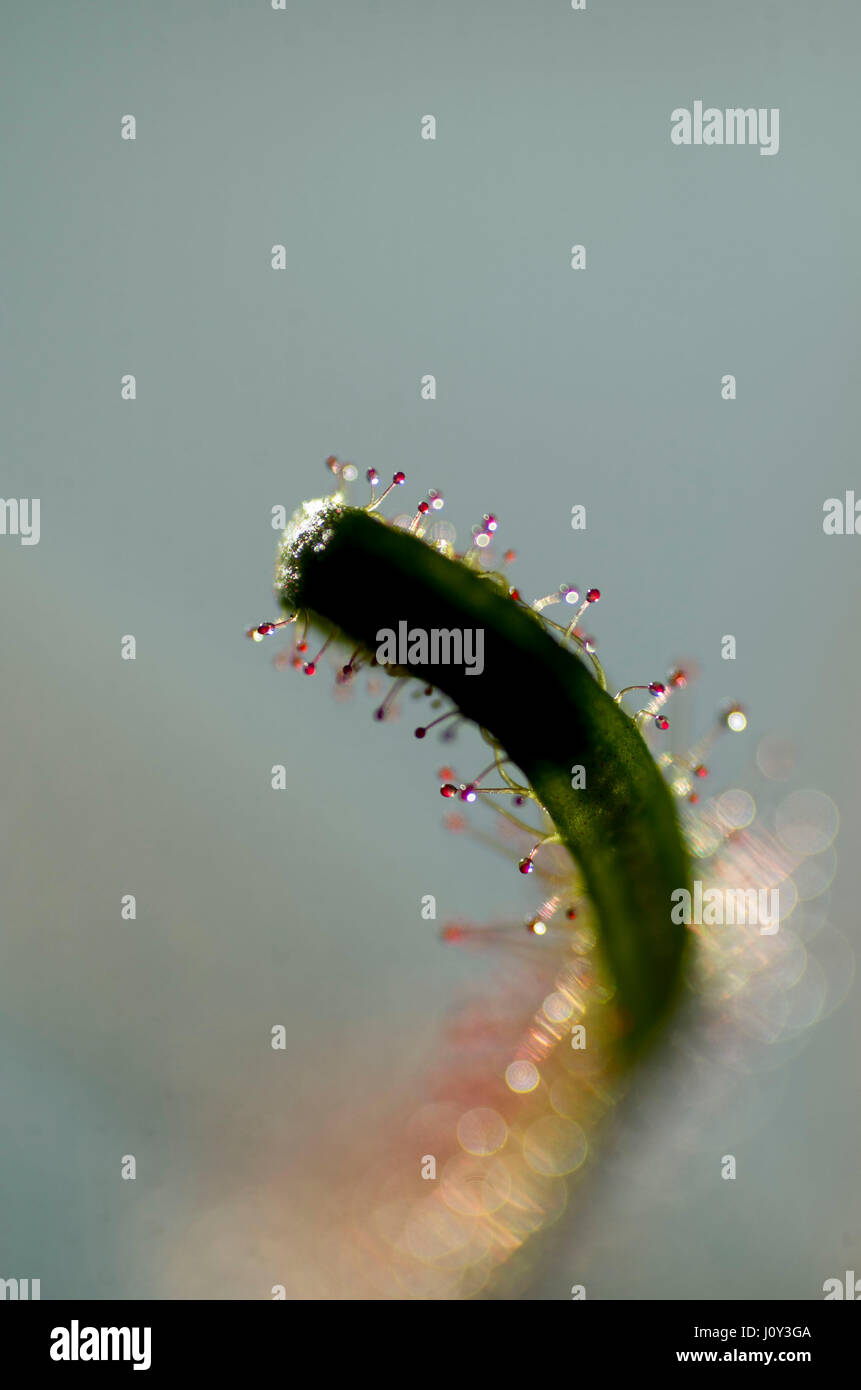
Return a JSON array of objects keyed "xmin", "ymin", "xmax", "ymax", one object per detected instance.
[{"xmin": 1, "ymin": 0, "xmax": 859, "ymax": 1298}]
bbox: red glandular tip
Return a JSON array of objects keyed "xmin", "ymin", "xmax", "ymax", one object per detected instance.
[
  {"xmin": 586, "ymin": 587, "xmax": 600, "ymax": 603},
  {"xmin": 649, "ymin": 681, "xmax": 665, "ymax": 695},
  {"xmin": 393, "ymin": 471, "xmax": 406, "ymax": 485},
  {"xmin": 655, "ymin": 715, "xmax": 669, "ymax": 730},
  {"xmin": 518, "ymin": 857, "xmax": 535, "ymax": 875},
  {"xmin": 440, "ymin": 783, "xmax": 458, "ymax": 798},
  {"xmin": 303, "ymin": 662, "xmax": 316, "ymax": 676}
]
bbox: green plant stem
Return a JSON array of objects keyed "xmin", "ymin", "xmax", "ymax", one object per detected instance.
[{"xmin": 284, "ymin": 505, "xmax": 691, "ymax": 1059}]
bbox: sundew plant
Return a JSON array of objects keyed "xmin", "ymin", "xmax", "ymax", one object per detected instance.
[{"xmin": 247, "ymin": 459, "xmax": 841, "ymax": 1300}]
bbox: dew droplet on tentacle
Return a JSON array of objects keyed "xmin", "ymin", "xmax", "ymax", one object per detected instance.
[
  {"xmin": 365, "ymin": 471, "xmax": 406, "ymax": 514},
  {"xmin": 415, "ymin": 710, "xmax": 459, "ymax": 741},
  {"xmin": 563, "ymin": 585, "xmax": 601, "ymax": 634},
  {"xmin": 303, "ymin": 633, "xmax": 333, "ymax": 675},
  {"xmin": 247, "ymin": 615, "xmax": 296, "ymax": 643}
]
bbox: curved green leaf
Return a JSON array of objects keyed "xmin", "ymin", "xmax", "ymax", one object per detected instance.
[{"xmin": 279, "ymin": 503, "xmax": 691, "ymax": 1058}]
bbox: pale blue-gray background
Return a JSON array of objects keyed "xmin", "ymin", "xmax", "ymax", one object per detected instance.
[{"xmin": 1, "ymin": 0, "xmax": 859, "ymax": 1298}]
